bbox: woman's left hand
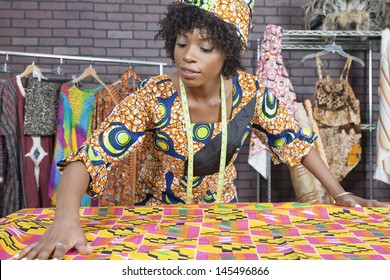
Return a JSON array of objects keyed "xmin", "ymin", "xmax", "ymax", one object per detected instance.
[{"xmin": 334, "ymin": 194, "xmax": 390, "ymax": 208}]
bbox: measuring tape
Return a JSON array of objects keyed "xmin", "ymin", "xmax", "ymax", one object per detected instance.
[{"xmin": 180, "ymin": 75, "xmax": 227, "ymax": 204}]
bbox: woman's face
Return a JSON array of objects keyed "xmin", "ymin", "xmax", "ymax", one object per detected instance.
[{"xmin": 174, "ymin": 28, "xmax": 225, "ymax": 88}]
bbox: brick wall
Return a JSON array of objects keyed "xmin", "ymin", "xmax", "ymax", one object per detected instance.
[{"xmin": 0, "ymin": 0, "xmax": 389, "ymax": 203}]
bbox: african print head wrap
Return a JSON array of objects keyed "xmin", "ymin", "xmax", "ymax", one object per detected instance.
[{"xmin": 175, "ymin": 0, "xmax": 255, "ymax": 45}]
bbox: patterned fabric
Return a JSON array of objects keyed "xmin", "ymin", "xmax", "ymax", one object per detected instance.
[
  {"xmin": 313, "ymin": 56, "xmax": 361, "ymax": 182},
  {"xmin": 49, "ymin": 82, "xmax": 101, "ymax": 207},
  {"xmin": 249, "ymin": 24, "xmax": 298, "ymax": 179},
  {"xmin": 15, "ymin": 76, "xmax": 54, "ymax": 209},
  {"xmin": 0, "ymin": 78, "xmax": 23, "ymax": 216},
  {"xmin": 58, "ymin": 72, "xmax": 316, "ymax": 206},
  {"xmin": 23, "ymin": 78, "xmax": 61, "ymax": 136},
  {"xmin": 1, "ymin": 203, "xmax": 389, "ymax": 260},
  {"xmin": 374, "ymin": 28, "xmax": 390, "ymax": 184},
  {"xmin": 92, "ymin": 68, "xmax": 142, "ymax": 207},
  {"xmin": 175, "ymin": 0, "xmax": 255, "ymax": 45}
]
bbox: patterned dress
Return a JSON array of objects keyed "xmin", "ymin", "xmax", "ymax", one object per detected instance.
[{"xmin": 58, "ymin": 71, "xmax": 317, "ymax": 206}]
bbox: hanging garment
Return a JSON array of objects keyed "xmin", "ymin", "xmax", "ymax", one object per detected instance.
[
  {"xmin": 289, "ymin": 102, "xmax": 331, "ymax": 204},
  {"xmin": 23, "ymin": 77, "xmax": 61, "ymax": 136},
  {"xmin": 374, "ymin": 28, "xmax": 390, "ymax": 184},
  {"xmin": 0, "ymin": 76, "xmax": 55, "ymax": 214},
  {"xmin": 313, "ymin": 55, "xmax": 362, "ymax": 182},
  {"xmin": 16, "ymin": 76, "xmax": 55, "ymax": 209},
  {"xmin": 0, "ymin": 78, "xmax": 23, "ymax": 216},
  {"xmin": 248, "ymin": 24, "xmax": 298, "ymax": 179},
  {"xmin": 49, "ymin": 81, "xmax": 100, "ymax": 207},
  {"xmin": 92, "ymin": 68, "xmax": 143, "ymax": 207}
]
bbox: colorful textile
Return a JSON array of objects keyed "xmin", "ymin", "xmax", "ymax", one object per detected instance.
[
  {"xmin": 92, "ymin": 68, "xmax": 142, "ymax": 207},
  {"xmin": 249, "ymin": 24, "xmax": 298, "ymax": 179},
  {"xmin": 57, "ymin": 72, "xmax": 316, "ymax": 206},
  {"xmin": 375, "ymin": 28, "xmax": 390, "ymax": 184},
  {"xmin": 49, "ymin": 82, "xmax": 100, "ymax": 207},
  {"xmin": 175, "ymin": 0, "xmax": 255, "ymax": 45},
  {"xmin": 1, "ymin": 203, "xmax": 389, "ymax": 260}
]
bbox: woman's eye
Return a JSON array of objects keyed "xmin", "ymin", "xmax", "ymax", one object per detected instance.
[
  {"xmin": 201, "ymin": 48, "xmax": 213, "ymax": 53},
  {"xmin": 176, "ymin": 43, "xmax": 187, "ymax": 48}
]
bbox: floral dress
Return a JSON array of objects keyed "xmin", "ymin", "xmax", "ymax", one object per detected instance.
[{"xmin": 58, "ymin": 71, "xmax": 317, "ymax": 206}]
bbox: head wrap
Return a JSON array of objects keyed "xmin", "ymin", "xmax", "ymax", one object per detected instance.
[{"xmin": 175, "ymin": 0, "xmax": 255, "ymax": 46}]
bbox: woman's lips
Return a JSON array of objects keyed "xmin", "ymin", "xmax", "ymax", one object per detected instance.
[{"xmin": 180, "ymin": 68, "xmax": 199, "ymax": 79}]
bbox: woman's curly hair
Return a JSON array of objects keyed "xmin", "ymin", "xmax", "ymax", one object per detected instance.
[{"xmin": 155, "ymin": 2, "xmax": 245, "ymax": 78}]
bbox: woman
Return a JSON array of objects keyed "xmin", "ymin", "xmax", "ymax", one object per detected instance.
[{"xmin": 14, "ymin": 0, "xmax": 388, "ymax": 260}]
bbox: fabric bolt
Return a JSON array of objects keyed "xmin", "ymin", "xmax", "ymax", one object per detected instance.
[
  {"xmin": 175, "ymin": 0, "xmax": 255, "ymax": 46},
  {"xmin": 49, "ymin": 81, "xmax": 100, "ymax": 207},
  {"xmin": 1, "ymin": 203, "xmax": 390, "ymax": 260},
  {"xmin": 23, "ymin": 77, "xmax": 61, "ymax": 136},
  {"xmin": 57, "ymin": 71, "xmax": 317, "ymax": 206},
  {"xmin": 92, "ymin": 68, "xmax": 143, "ymax": 207},
  {"xmin": 313, "ymin": 55, "xmax": 361, "ymax": 182},
  {"xmin": 248, "ymin": 24, "xmax": 298, "ymax": 179},
  {"xmin": 374, "ymin": 28, "xmax": 390, "ymax": 184},
  {"xmin": 15, "ymin": 76, "xmax": 54, "ymax": 209}
]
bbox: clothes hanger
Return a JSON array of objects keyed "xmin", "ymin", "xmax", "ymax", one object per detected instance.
[
  {"xmin": 1, "ymin": 53, "xmax": 12, "ymax": 73},
  {"xmin": 40, "ymin": 58, "xmax": 74, "ymax": 75},
  {"xmin": 301, "ymin": 41, "xmax": 365, "ymax": 67},
  {"xmin": 71, "ymin": 63, "xmax": 106, "ymax": 86},
  {"xmin": 19, "ymin": 62, "xmax": 48, "ymax": 81},
  {"xmin": 112, "ymin": 66, "xmax": 141, "ymax": 88}
]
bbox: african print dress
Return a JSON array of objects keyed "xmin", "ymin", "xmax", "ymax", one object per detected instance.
[{"xmin": 58, "ymin": 71, "xmax": 317, "ymax": 206}]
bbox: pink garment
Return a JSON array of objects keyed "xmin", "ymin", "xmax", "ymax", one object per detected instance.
[{"xmin": 248, "ymin": 25, "xmax": 298, "ymax": 178}]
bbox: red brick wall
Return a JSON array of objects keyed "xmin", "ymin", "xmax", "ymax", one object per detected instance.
[{"xmin": 0, "ymin": 0, "xmax": 388, "ymax": 203}]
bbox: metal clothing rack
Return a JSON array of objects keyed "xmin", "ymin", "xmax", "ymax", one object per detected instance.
[
  {"xmin": 0, "ymin": 50, "xmax": 167, "ymax": 75},
  {"xmin": 256, "ymin": 30, "xmax": 382, "ymax": 202}
]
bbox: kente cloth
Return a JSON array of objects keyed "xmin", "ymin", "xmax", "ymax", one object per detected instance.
[
  {"xmin": 57, "ymin": 71, "xmax": 317, "ymax": 206},
  {"xmin": 175, "ymin": 0, "xmax": 255, "ymax": 46},
  {"xmin": 92, "ymin": 68, "xmax": 142, "ymax": 207},
  {"xmin": 1, "ymin": 203, "xmax": 389, "ymax": 260},
  {"xmin": 49, "ymin": 82, "xmax": 101, "ymax": 207},
  {"xmin": 374, "ymin": 28, "xmax": 390, "ymax": 184},
  {"xmin": 248, "ymin": 24, "xmax": 298, "ymax": 179}
]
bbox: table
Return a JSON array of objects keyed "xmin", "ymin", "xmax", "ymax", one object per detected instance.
[{"xmin": 1, "ymin": 203, "xmax": 390, "ymax": 260}]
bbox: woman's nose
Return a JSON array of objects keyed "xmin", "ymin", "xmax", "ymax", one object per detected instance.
[{"xmin": 183, "ymin": 46, "xmax": 197, "ymax": 62}]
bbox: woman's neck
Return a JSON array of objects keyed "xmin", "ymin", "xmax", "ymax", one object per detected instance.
[{"xmin": 171, "ymin": 72, "xmax": 233, "ymax": 123}]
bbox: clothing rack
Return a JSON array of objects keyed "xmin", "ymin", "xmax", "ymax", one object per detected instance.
[
  {"xmin": 257, "ymin": 30, "xmax": 382, "ymax": 202},
  {"xmin": 0, "ymin": 50, "xmax": 167, "ymax": 75}
]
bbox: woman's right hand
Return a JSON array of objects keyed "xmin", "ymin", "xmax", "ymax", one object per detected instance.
[{"xmin": 13, "ymin": 217, "xmax": 93, "ymax": 260}]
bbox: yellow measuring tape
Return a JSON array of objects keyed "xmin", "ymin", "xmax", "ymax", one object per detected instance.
[{"xmin": 180, "ymin": 75, "xmax": 227, "ymax": 204}]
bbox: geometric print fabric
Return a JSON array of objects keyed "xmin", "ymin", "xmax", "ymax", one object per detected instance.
[{"xmin": 0, "ymin": 203, "xmax": 389, "ymax": 260}]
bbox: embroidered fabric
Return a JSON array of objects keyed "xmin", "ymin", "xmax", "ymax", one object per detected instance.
[{"xmin": 23, "ymin": 78, "xmax": 61, "ymax": 136}]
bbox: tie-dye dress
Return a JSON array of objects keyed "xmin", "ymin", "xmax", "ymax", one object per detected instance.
[{"xmin": 57, "ymin": 71, "xmax": 317, "ymax": 206}]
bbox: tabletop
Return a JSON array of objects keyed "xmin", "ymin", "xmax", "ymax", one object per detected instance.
[{"xmin": 1, "ymin": 202, "xmax": 390, "ymax": 260}]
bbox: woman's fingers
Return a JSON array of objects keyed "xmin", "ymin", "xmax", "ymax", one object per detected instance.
[
  {"xmin": 51, "ymin": 242, "xmax": 70, "ymax": 260},
  {"xmin": 13, "ymin": 243, "xmax": 36, "ymax": 260},
  {"xmin": 74, "ymin": 239, "xmax": 93, "ymax": 255}
]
